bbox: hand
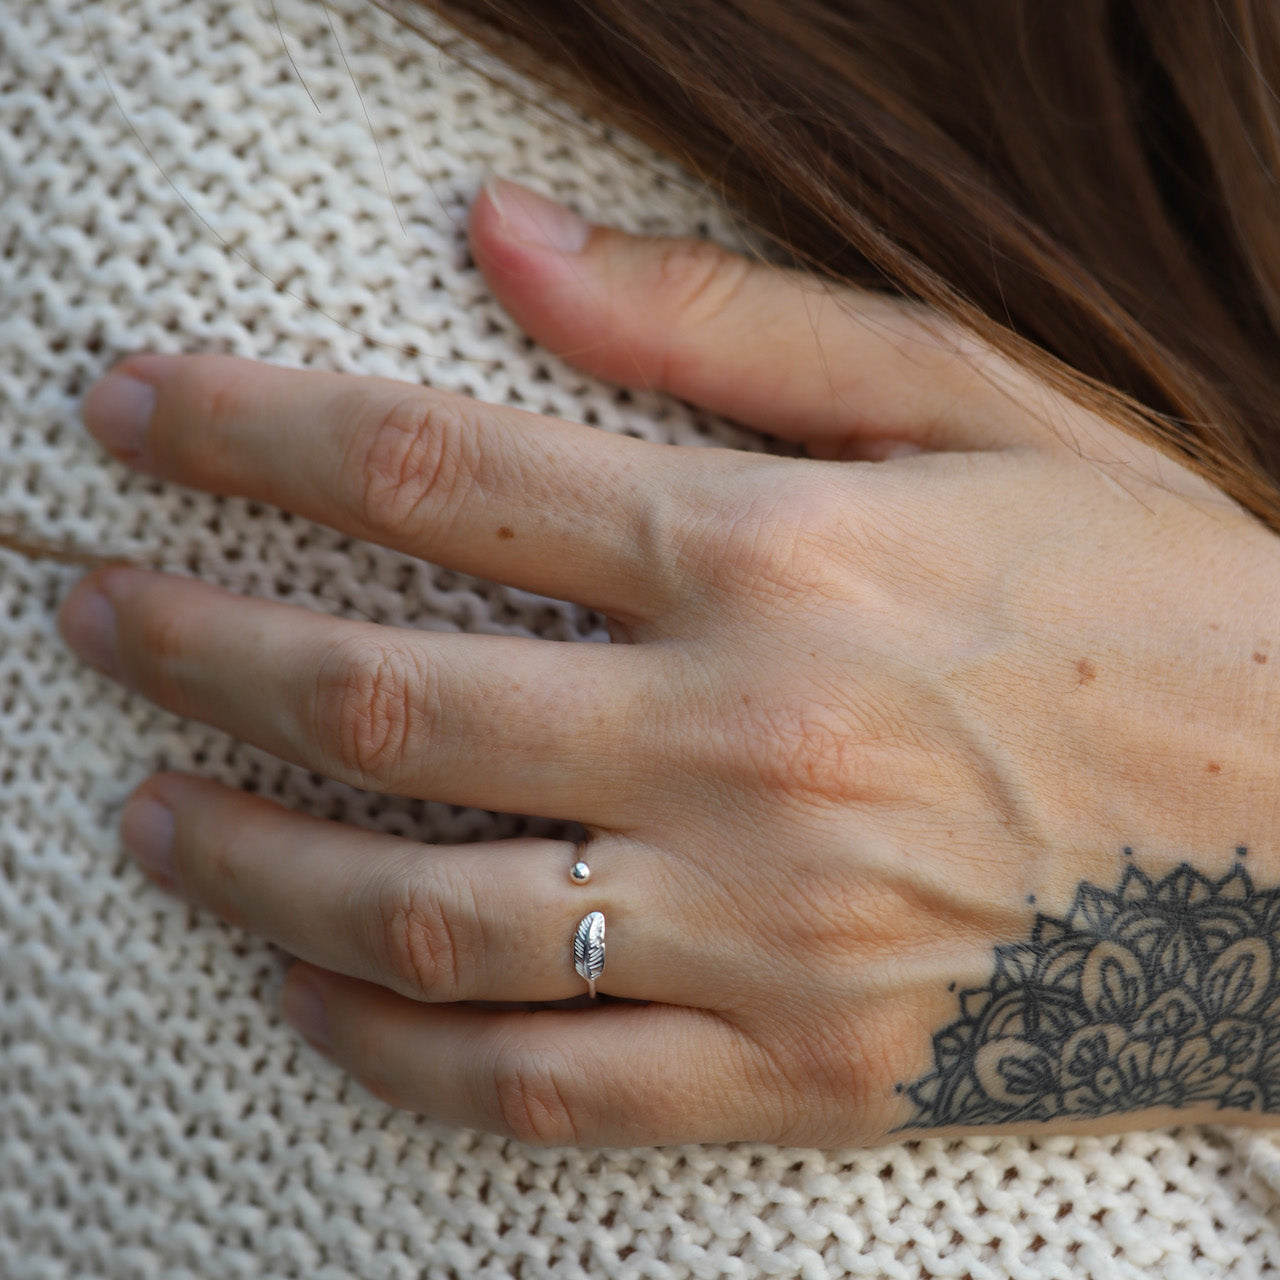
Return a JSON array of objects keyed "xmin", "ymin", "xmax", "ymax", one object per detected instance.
[{"xmin": 59, "ymin": 179, "xmax": 1280, "ymax": 1146}]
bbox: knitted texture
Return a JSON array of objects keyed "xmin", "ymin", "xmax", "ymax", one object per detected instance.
[{"xmin": 2, "ymin": 0, "xmax": 1279, "ymax": 1275}]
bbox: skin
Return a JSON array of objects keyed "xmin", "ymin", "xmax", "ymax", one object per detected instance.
[{"xmin": 57, "ymin": 177, "xmax": 1280, "ymax": 1147}]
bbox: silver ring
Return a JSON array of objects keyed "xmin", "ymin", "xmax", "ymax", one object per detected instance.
[{"xmin": 573, "ymin": 910, "xmax": 606, "ymax": 998}]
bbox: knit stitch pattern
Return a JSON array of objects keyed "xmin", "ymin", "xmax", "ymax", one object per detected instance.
[{"xmin": 1, "ymin": 0, "xmax": 1278, "ymax": 1275}]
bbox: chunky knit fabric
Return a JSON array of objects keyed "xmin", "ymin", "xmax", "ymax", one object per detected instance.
[{"xmin": 2, "ymin": 0, "xmax": 1279, "ymax": 1275}]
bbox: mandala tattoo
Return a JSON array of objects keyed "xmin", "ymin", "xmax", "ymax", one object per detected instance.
[{"xmin": 896, "ymin": 860, "xmax": 1280, "ymax": 1127}]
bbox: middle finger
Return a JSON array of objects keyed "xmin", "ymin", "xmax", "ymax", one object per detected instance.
[{"xmin": 59, "ymin": 566, "xmax": 661, "ymax": 824}]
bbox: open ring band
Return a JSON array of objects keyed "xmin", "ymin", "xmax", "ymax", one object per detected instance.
[{"xmin": 573, "ymin": 910, "xmax": 606, "ymax": 998}]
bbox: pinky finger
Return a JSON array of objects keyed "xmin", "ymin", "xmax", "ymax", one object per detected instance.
[{"xmin": 282, "ymin": 965, "xmax": 773, "ymax": 1146}]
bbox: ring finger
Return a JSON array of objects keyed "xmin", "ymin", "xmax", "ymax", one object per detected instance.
[{"xmin": 124, "ymin": 773, "xmax": 731, "ymax": 1008}]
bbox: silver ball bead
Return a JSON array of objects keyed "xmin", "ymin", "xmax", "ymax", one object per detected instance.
[{"xmin": 569, "ymin": 861, "xmax": 591, "ymax": 885}]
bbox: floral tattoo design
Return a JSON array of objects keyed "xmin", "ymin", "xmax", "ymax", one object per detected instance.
[{"xmin": 897, "ymin": 859, "xmax": 1280, "ymax": 1127}]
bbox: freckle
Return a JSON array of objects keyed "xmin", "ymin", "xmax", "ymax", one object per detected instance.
[
  {"xmin": 1206, "ymin": 761, "xmax": 1222, "ymax": 774},
  {"xmin": 1075, "ymin": 657, "xmax": 1096, "ymax": 684},
  {"xmin": 1210, "ymin": 623, "xmax": 1222, "ymax": 631},
  {"xmin": 496, "ymin": 526, "xmax": 514, "ymax": 541},
  {"xmin": 1254, "ymin": 651, "xmax": 1268, "ymax": 664}
]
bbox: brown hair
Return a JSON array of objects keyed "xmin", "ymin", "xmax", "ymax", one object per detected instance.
[{"xmin": 397, "ymin": 0, "xmax": 1280, "ymax": 527}]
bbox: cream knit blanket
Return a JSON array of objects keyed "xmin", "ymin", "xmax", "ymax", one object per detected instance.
[{"xmin": 2, "ymin": 0, "xmax": 1278, "ymax": 1274}]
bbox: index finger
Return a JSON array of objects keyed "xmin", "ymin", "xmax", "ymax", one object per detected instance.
[{"xmin": 83, "ymin": 354, "xmax": 718, "ymax": 621}]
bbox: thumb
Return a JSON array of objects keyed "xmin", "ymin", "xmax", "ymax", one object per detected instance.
[{"xmin": 468, "ymin": 177, "xmax": 1031, "ymax": 454}]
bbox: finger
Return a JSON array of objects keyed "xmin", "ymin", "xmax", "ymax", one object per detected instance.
[
  {"xmin": 61, "ymin": 567, "xmax": 658, "ymax": 824},
  {"xmin": 123, "ymin": 774, "xmax": 728, "ymax": 1005},
  {"xmin": 281, "ymin": 966, "xmax": 774, "ymax": 1146},
  {"xmin": 81, "ymin": 351, "xmax": 700, "ymax": 621},
  {"xmin": 470, "ymin": 178, "xmax": 1041, "ymax": 456}
]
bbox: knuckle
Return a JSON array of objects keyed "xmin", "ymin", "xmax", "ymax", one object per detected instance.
[
  {"xmin": 491, "ymin": 1048, "xmax": 583, "ymax": 1147},
  {"xmin": 200, "ymin": 821, "xmax": 245, "ymax": 906},
  {"xmin": 898, "ymin": 299, "xmax": 1006, "ymax": 378},
  {"xmin": 702, "ymin": 471, "xmax": 865, "ymax": 608},
  {"xmin": 135, "ymin": 597, "xmax": 190, "ymax": 664},
  {"xmin": 133, "ymin": 603, "xmax": 201, "ymax": 713},
  {"xmin": 378, "ymin": 877, "xmax": 468, "ymax": 1000},
  {"xmin": 345, "ymin": 1019, "xmax": 419, "ymax": 1113},
  {"xmin": 763, "ymin": 871, "xmax": 945, "ymax": 1003},
  {"xmin": 742, "ymin": 917, "xmax": 926, "ymax": 1142},
  {"xmin": 189, "ymin": 820, "xmax": 269, "ymax": 937},
  {"xmin": 350, "ymin": 393, "xmax": 472, "ymax": 537},
  {"xmin": 762, "ymin": 1015, "xmax": 902, "ymax": 1143},
  {"xmin": 160, "ymin": 359, "xmax": 249, "ymax": 480},
  {"xmin": 654, "ymin": 238, "xmax": 753, "ymax": 338},
  {"xmin": 736, "ymin": 690, "xmax": 867, "ymax": 803},
  {"xmin": 787, "ymin": 876, "xmax": 907, "ymax": 960},
  {"xmin": 188, "ymin": 363, "xmax": 244, "ymax": 425},
  {"xmin": 314, "ymin": 635, "xmax": 428, "ymax": 786}
]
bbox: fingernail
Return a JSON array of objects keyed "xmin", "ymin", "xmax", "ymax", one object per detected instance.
[
  {"xmin": 58, "ymin": 582, "xmax": 118, "ymax": 675},
  {"xmin": 484, "ymin": 177, "xmax": 591, "ymax": 254},
  {"xmin": 121, "ymin": 793, "xmax": 176, "ymax": 884},
  {"xmin": 83, "ymin": 371, "xmax": 157, "ymax": 460},
  {"xmin": 281, "ymin": 970, "xmax": 332, "ymax": 1054}
]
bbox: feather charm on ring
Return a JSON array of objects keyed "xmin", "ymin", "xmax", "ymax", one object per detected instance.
[{"xmin": 573, "ymin": 910, "xmax": 606, "ymax": 998}]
